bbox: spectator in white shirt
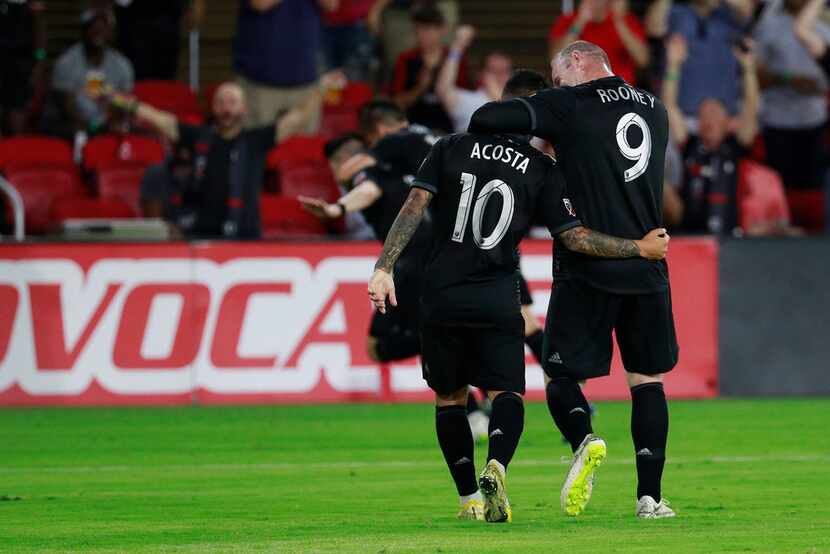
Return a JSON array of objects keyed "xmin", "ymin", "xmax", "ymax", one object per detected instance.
[{"xmin": 435, "ymin": 25, "xmax": 513, "ymax": 133}]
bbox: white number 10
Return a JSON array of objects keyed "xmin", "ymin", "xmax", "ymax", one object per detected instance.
[
  {"xmin": 616, "ymin": 112, "xmax": 652, "ymax": 182},
  {"xmin": 452, "ymin": 172, "xmax": 515, "ymax": 250}
]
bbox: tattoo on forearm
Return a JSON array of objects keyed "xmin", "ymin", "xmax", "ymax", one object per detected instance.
[
  {"xmin": 375, "ymin": 189, "xmax": 433, "ymax": 273},
  {"xmin": 558, "ymin": 226, "xmax": 640, "ymax": 258}
]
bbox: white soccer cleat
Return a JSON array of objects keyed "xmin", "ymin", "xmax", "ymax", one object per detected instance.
[
  {"xmin": 560, "ymin": 434, "xmax": 607, "ymax": 516},
  {"xmin": 636, "ymin": 496, "xmax": 676, "ymax": 519},
  {"xmin": 467, "ymin": 410, "xmax": 490, "ymax": 443}
]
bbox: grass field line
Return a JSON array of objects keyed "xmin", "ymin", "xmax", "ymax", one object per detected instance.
[{"xmin": 1, "ymin": 453, "xmax": 828, "ymax": 475}]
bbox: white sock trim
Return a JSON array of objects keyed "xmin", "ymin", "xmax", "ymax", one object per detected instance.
[{"xmin": 460, "ymin": 490, "xmax": 483, "ymax": 505}]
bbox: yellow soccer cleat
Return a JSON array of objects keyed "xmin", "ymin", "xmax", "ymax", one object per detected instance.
[
  {"xmin": 479, "ymin": 460, "xmax": 512, "ymax": 523},
  {"xmin": 457, "ymin": 498, "xmax": 485, "ymax": 521},
  {"xmin": 561, "ymin": 434, "xmax": 607, "ymax": 516}
]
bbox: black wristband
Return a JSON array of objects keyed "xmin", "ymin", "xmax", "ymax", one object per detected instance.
[{"xmin": 336, "ymin": 201, "xmax": 347, "ymax": 218}]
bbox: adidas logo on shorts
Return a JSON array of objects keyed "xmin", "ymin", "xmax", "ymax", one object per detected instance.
[{"xmin": 548, "ymin": 352, "xmax": 563, "ymax": 364}]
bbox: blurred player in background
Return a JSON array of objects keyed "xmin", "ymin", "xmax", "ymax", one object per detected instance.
[
  {"xmin": 469, "ymin": 41, "xmax": 678, "ymax": 519},
  {"xmin": 368, "ymin": 69, "xmax": 669, "ymax": 523}
]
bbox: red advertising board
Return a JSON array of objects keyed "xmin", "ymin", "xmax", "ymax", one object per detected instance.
[{"xmin": 0, "ymin": 239, "xmax": 718, "ymax": 406}]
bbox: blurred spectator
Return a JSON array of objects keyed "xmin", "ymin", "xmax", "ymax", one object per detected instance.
[
  {"xmin": 321, "ymin": 0, "xmax": 376, "ymax": 82},
  {"xmin": 549, "ymin": 0, "xmax": 649, "ymax": 85},
  {"xmin": 662, "ymin": 34, "xmax": 760, "ymax": 235},
  {"xmin": 648, "ymin": 0, "xmax": 753, "ymax": 119},
  {"xmin": 391, "ymin": 5, "xmax": 469, "ymax": 133},
  {"xmin": 234, "ymin": 0, "xmax": 323, "ymax": 131},
  {"xmin": 436, "ymin": 25, "xmax": 513, "ymax": 132},
  {"xmin": 43, "ymin": 6, "xmax": 133, "ymax": 139},
  {"xmin": 0, "ymin": 0, "xmax": 46, "ymax": 136},
  {"xmin": 113, "ymin": 0, "xmax": 204, "ymax": 81},
  {"xmin": 368, "ymin": 0, "xmax": 459, "ymax": 80},
  {"xmin": 755, "ymin": 0, "xmax": 829, "ymax": 192},
  {"xmin": 140, "ymin": 142, "xmax": 199, "ymax": 230},
  {"xmin": 662, "ymin": 139, "xmax": 686, "ymax": 228},
  {"xmin": 97, "ymin": 76, "xmax": 333, "ymax": 238}
]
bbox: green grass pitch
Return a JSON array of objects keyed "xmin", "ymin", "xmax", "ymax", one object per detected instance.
[{"xmin": 1, "ymin": 399, "xmax": 829, "ymax": 553}]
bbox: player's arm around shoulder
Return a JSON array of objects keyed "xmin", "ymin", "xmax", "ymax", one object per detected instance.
[{"xmin": 557, "ymin": 226, "xmax": 670, "ymax": 260}]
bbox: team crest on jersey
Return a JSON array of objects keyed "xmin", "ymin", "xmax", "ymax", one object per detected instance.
[{"xmin": 563, "ymin": 198, "xmax": 576, "ymax": 217}]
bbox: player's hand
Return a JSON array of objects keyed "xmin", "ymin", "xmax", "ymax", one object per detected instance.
[
  {"xmin": 576, "ymin": 0, "xmax": 597, "ymax": 24},
  {"xmin": 666, "ymin": 34, "xmax": 688, "ymax": 67},
  {"xmin": 368, "ymin": 269, "xmax": 397, "ymax": 314},
  {"xmin": 636, "ymin": 228, "xmax": 670, "ymax": 260},
  {"xmin": 453, "ymin": 25, "xmax": 476, "ymax": 52},
  {"xmin": 609, "ymin": 0, "xmax": 628, "ymax": 20},
  {"xmin": 298, "ymin": 196, "xmax": 342, "ymax": 219},
  {"xmin": 733, "ymin": 37, "xmax": 755, "ymax": 70}
]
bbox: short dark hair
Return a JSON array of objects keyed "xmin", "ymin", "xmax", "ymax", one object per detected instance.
[
  {"xmin": 502, "ymin": 69, "xmax": 549, "ymax": 99},
  {"xmin": 359, "ymin": 99, "xmax": 406, "ymax": 136},
  {"xmin": 324, "ymin": 133, "xmax": 365, "ymax": 159},
  {"xmin": 411, "ymin": 5, "xmax": 445, "ymax": 25}
]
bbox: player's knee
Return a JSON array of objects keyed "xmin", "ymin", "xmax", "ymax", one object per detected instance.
[
  {"xmin": 486, "ymin": 390, "xmax": 522, "ymax": 403},
  {"xmin": 626, "ymin": 372, "xmax": 663, "ymax": 388},
  {"xmin": 366, "ymin": 336, "xmax": 380, "ymax": 362},
  {"xmin": 435, "ymin": 387, "xmax": 469, "ymax": 407}
]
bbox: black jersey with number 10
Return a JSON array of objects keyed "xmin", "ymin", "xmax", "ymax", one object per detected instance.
[
  {"xmin": 412, "ymin": 133, "xmax": 581, "ymax": 297},
  {"xmin": 520, "ymin": 76, "xmax": 670, "ymax": 294}
]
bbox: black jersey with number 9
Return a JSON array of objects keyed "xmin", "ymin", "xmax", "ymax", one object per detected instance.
[
  {"xmin": 519, "ymin": 76, "xmax": 669, "ymax": 294},
  {"xmin": 412, "ymin": 133, "xmax": 581, "ymax": 314}
]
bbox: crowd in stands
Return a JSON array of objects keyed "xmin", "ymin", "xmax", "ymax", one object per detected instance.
[{"xmin": 2, "ymin": 0, "xmax": 830, "ymax": 240}]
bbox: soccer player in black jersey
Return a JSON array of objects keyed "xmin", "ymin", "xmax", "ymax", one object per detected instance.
[
  {"xmin": 468, "ymin": 41, "xmax": 679, "ymax": 519},
  {"xmin": 367, "ymin": 70, "xmax": 669, "ymax": 523},
  {"xmin": 301, "ymin": 132, "xmax": 428, "ymax": 364}
]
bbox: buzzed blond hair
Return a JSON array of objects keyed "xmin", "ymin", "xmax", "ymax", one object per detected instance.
[{"xmin": 556, "ymin": 40, "xmax": 611, "ymax": 71}]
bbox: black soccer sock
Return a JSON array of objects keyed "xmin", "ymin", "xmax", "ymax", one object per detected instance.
[
  {"xmin": 631, "ymin": 382, "xmax": 669, "ymax": 502},
  {"xmin": 466, "ymin": 391, "xmax": 481, "ymax": 414},
  {"xmin": 435, "ymin": 405, "xmax": 479, "ymax": 496},
  {"xmin": 525, "ymin": 330, "xmax": 544, "ymax": 365},
  {"xmin": 546, "ymin": 377, "xmax": 593, "ymax": 452},
  {"xmin": 486, "ymin": 393, "xmax": 525, "ymax": 470}
]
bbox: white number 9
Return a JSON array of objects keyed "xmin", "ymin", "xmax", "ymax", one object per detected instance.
[{"xmin": 616, "ymin": 112, "xmax": 652, "ymax": 182}]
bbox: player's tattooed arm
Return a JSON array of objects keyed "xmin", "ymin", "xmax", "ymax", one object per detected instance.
[
  {"xmin": 374, "ymin": 188, "xmax": 434, "ymax": 273},
  {"xmin": 558, "ymin": 226, "xmax": 669, "ymax": 260}
]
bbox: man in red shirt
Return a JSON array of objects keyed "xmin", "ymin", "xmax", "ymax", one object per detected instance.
[
  {"xmin": 391, "ymin": 5, "xmax": 470, "ymax": 133},
  {"xmin": 549, "ymin": 0, "xmax": 649, "ymax": 85}
]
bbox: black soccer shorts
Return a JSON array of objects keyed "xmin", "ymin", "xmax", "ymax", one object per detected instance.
[
  {"xmin": 542, "ymin": 279, "xmax": 679, "ymax": 380},
  {"xmin": 420, "ymin": 317, "xmax": 526, "ymax": 396}
]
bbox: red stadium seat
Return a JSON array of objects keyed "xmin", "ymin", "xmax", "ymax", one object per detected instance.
[
  {"xmin": 260, "ymin": 195, "xmax": 328, "ymax": 239},
  {"xmin": 340, "ymin": 81, "xmax": 374, "ymax": 109},
  {"xmin": 97, "ymin": 164, "xmax": 147, "ymax": 215},
  {"xmin": 4, "ymin": 166, "xmax": 85, "ymax": 234},
  {"xmin": 319, "ymin": 107, "xmax": 360, "ymax": 140},
  {"xmin": 0, "ymin": 136, "xmax": 73, "ymax": 171},
  {"xmin": 785, "ymin": 190, "xmax": 825, "ymax": 233},
  {"xmin": 738, "ymin": 160, "xmax": 791, "ymax": 233},
  {"xmin": 268, "ymin": 135, "xmax": 327, "ymax": 168},
  {"xmin": 50, "ymin": 196, "xmax": 137, "ymax": 222},
  {"xmin": 83, "ymin": 134, "xmax": 165, "ymax": 173},
  {"xmin": 319, "ymin": 81, "xmax": 373, "ymax": 140},
  {"xmin": 278, "ymin": 162, "xmax": 340, "ymax": 201},
  {"xmin": 134, "ymin": 80, "xmax": 202, "ymax": 122}
]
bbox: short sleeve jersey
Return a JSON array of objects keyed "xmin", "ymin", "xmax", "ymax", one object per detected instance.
[
  {"xmin": 520, "ymin": 76, "xmax": 670, "ymax": 294},
  {"xmin": 412, "ymin": 133, "xmax": 581, "ymax": 295}
]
